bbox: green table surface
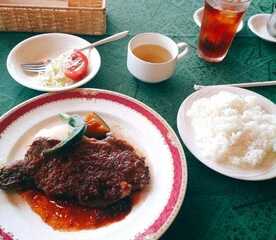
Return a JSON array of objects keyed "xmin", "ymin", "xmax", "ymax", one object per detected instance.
[{"xmin": 1, "ymin": 0, "xmax": 276, "ymax": 239}]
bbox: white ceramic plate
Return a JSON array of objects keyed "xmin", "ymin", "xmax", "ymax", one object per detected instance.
[
  {"xmin": 7, "ymin": 33, "xmax": 101, "ymax": 92},
  {"xmin": 248, "ymin": 14, "xmax": 276, "ymax": 43},
  {"xmin": 0, "ymin": 89, "xmax": 187, "ymax": 240},
  {"xmin": 193, "ymin": 7, "xmax": 244, "ymax": 33},
  {"xmin": 177, "ymin": 86, "xmax": 276, "ymax": 181}
]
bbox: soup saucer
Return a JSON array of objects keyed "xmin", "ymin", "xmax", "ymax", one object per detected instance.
[
  {"xmin": 193, "ymin": 7, "xmax": 244, "ymax": 33},
  {"xmin": 248, "ymin": 14, "xmax": 276, "ymax": 43}
]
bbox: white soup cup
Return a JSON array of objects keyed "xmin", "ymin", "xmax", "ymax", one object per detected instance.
[{"xmin": 127, "ymin": 32, "xmax": 188, "ymax": 83}]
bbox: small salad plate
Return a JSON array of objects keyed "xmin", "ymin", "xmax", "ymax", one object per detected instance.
[
  {"xmin": 193, "ymin": 7, "xmax": 244, "ymax": 33},
  {"xmin": 177, "ymin": 86, "xmax": 276, "ymax": 181},
  {"xmin": 248, "ymin": 14, "xmax": 276, "ymax": 43},
  {"xmin": 7, "ymin": 33, "xmax": 101, "ymax": 92}
]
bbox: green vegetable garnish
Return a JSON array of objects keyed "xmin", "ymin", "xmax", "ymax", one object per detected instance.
[{"xmin": 43, "ymin": 113, "xmax": 87, "ymax": 155}]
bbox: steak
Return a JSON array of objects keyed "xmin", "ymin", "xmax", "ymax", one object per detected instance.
[{"xmin": 0, "ymin": 137, "xmax": 150, "ymax": 208}]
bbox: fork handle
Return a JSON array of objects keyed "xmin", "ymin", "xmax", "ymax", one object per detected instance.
[
  {"xmin": 78, "ymin": 31, "xmax": 129, "ymax": 51},
  {"xmin": 194, "ymin": 80, "xmax": 276, "ymax": 90}
]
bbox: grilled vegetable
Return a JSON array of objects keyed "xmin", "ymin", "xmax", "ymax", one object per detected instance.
[
  {"xmin": 43, "ymin": 113, "xmax": 87, "ymax": 155},
  {"xmin": 85, "ymin": 112, "xmax": 110, "ymax": 139}
]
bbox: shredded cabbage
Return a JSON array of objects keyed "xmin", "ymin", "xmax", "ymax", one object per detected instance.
[{"xmin": 38, "ymin": 53, "xmax": 74, "ymax": 87}]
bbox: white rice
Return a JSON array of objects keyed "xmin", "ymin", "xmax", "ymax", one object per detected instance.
[{"xmin": 187, "ymin": 91, "xmax": 276, "ymax": 167}]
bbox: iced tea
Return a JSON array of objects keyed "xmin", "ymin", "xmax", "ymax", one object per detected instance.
[{"xmin": 197, "ymin": 0, "xmax": 251, "ymax": 62}]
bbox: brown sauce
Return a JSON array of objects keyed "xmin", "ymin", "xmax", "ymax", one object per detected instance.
[{"xmin": 21, "ymin": 190, "xmax": 137, "ymax": 231}]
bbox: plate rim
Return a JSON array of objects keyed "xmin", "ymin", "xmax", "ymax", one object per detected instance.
[
  {"xmin": 0, "ymin": 88, "xmax": 188, "ymax": 240},
  {"xmin": 6, "ymin": 33, "xmax": 101, "ymax": 92}
]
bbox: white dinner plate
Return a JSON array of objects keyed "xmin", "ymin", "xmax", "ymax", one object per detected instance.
[
  {"xmin": 177, "ymin": 86, "xmax": 276, "ymax": 181},
  {"xmin": 0, "ymin": 88, "xmax": 187, "ymax": 240},
  {"xmin": 7, "ymin": 33, "xmax": 101, "ymax": 92}
]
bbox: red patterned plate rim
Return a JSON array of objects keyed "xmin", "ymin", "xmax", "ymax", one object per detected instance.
[{"xmin": 0, "ymin": 88, "xmax": 187, "ymax": 240}]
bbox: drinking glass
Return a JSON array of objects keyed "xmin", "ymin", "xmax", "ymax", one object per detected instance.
[{"xmin": 197, "ymin": 0, "xmax": 251, "ymax": 62}]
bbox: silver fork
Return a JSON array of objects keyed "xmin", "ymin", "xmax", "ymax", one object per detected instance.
[
  {"xmin": 21, "ymin": 59, "xmax": 51, "ymax": 72},
  {"xmin": 21, "ymin": 31, "xmax": 129, "ymax": 73}
]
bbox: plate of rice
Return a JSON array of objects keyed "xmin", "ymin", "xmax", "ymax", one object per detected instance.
[{"xmin": 177, "ymin": 86, "xmax": 276, "ymax": 180}]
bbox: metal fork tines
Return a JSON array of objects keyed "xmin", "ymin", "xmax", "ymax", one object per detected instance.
[{"xmin": 21, "ymin": 60, "xmax": 51, "ymax": 72}]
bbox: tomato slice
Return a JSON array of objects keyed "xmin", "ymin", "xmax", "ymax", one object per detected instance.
[{"xmin": 64, "ymin": 50, "xmax": 89, "ymax": 81}]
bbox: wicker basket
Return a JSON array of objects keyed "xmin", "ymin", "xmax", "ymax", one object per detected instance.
[{"xmin": 0, "ymin": 0, "xmax": 106, "ymax": 35}]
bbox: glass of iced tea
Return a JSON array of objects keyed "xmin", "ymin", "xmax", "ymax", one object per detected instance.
[{"xmin": 197, "ymin": 0, "xmax": 251, "ymax": 62}]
